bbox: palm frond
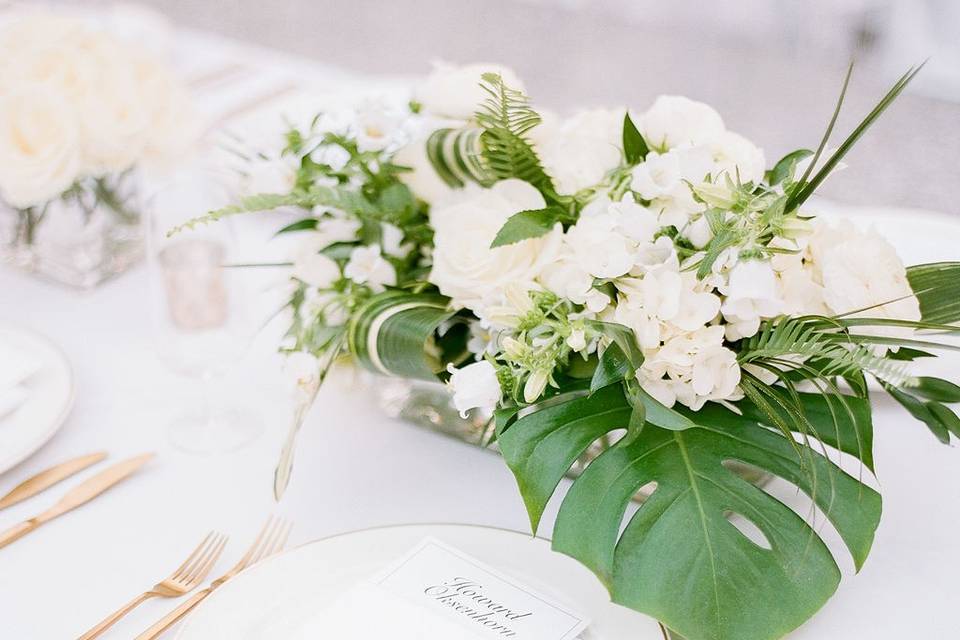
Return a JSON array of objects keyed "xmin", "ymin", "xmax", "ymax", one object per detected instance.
[{"xmin": 740, "ymin": 316, "xmax": 912, "ymax": 387}]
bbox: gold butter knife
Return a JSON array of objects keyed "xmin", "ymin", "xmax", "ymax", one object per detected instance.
[
  {"xmin": 0, "ymin": 453, "xmax": 154, "ymax": 550},
  {"xmin": 0, "ymin": 451, "xmax": 108, "ymax": 511}
]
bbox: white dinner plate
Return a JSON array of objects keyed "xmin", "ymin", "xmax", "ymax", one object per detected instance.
[
  {"xmin": 0, "ymin": 325, "xmax": 75, "ymax": 474},
  {"xmin": 175, "ymin": 523, "xmax": 662, "ymax": 640}
]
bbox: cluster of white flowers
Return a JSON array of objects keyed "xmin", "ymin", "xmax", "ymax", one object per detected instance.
[
  {"xmin": 269, "ymin": 63, "xmax": 920, "ymax": 419},
  {"xmin": 0, "ymin": 11, "xmax": 197, "ymax": 208},
  {"xmin": 396, "ymin": 64, "xmax": 919, "ymax": 417}
]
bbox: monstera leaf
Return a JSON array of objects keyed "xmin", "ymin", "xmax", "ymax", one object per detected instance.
[{"xmin": 498, "ymin": 385, "xmax": 881, "ymax": 640}]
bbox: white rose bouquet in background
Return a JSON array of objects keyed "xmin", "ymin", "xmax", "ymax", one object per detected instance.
[
  {"xmin": 180, "ymin": 61, "xmax": 960, "ymax": 640},
  {"xmin": 0, "ymin": 10, "xmax": 196, "ymax": 283}
]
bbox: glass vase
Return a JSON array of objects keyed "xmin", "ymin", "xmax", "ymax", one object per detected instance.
[
  {"xmin": 375, "ymin": 377, "xmax": 771, "ymax": 502},
  {"xmin": 0, "ymin": 172, "xmax": 144, "ymax": 289}
]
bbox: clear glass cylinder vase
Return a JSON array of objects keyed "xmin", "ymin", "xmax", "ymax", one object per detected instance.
[{"xmin": 0, "ymin": 172, "xmax": 144, "ymax": 289}]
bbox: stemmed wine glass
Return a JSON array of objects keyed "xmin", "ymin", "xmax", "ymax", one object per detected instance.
[{"xmin": 146, "ymin": 165, "xmax": 265, "ymax": 454}]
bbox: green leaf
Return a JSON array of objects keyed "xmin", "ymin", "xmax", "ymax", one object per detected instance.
[
  {"xmin": 168, "ymin": 185, "xmax": 378, "ymax": 236},
  {"xmin": 498, "ymin": 386, "xmax": 882, "ymax": 640},
  {"xmin": 907, "ymin": 262, "xmax": 960, "ymax": 324},
  {"xmin": 908, "ymin": 376, "xmax": 960, "ymax": 403},
  {"xmin": 765, "ymin": 149, "xmax": 813, "ymax": 185},
  {"xmin": 490, "ymin": 207, "xmax": 564, "ymax": 247},
  {"xmin": 787, "ymin": 63, "xmax": 925, "ymax": 211},
  {"xmin": 885, "ymin": 385, "xmax": 951, "ymax": 444},
  {"xmin": 347, "ymin": 291, "xmax": 455, "ymax": 380},
  {"xmin": 590, "ymin": 342, "xmax": 632, "ymax": 393},
  {"xmin": 622, "ymin": 111, "xmax": 649, "ymax": 164},
  {"xmin": 928, "ymin": 402, "xmax": 960, "ymax": 438},
  {"xmin": 692, "ymin": 389, "xmax": 875, "ymax": 473},
  {"xmin": 587, "ymin": 321, "xmax": 644, "ymax": 368},
  {"xmin": 588, "ymin": 320, "xmax": 696, "ymax": 431},
  {"xmin": 275, "ymin": 218, "xmax": 318, "ymax": 235}
]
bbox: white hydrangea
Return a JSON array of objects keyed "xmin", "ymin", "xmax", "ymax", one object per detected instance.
[
  {"xmin": 805, "ymin": 219, "xmax": 920, "ymax": 344},
  {"xmin": 631, "ymin": 146, "xmax": 714, "ymax": 228},
  {"xmin": 638, "ymin": 325, "xmax": 743, "ymax": 410},
  {"xmin": 609, "ymin": 264, "xmax": 721, "ymax": 349},
  {"xmin": 720, "ymin": 259, "xmax": 784, "ymax": 341}
]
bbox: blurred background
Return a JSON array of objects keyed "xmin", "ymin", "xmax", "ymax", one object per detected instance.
[{"xmin": 25, "ymin": 0, "xmax": 960, "ymax": 212}]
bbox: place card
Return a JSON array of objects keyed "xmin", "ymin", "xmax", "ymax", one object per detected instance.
[{"xmin": 371, "ymin": 538, "xmax": 590, "ymax": 640}]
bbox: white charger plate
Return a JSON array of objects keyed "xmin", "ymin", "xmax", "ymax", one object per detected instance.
[
  {"xmin": 0, "ymin": 325, "xmax": 75, "ymax": 474},
  {"xmin": 175, "ymin": 523, "xmax": 661, "ymax": 640}
]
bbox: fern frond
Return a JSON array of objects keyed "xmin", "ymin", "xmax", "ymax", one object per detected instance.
[{"xmin": 423, "ymin": 73, "xmax": 556, "ymax": 197}]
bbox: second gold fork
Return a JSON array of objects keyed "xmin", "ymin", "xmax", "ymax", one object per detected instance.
[
  {"xmin": 78, "ymin": 531, "xmax": 228, "ymax": 640},
  {"xmin": 135, "ymin": 517, "xmax": 292, "ymax": 640}
]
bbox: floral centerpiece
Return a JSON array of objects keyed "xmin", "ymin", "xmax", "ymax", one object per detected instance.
[
  {"xmin": 0, "ymin": 11, "xmax": 196, "ymax": 287},
  {"xmin": 179, "ymin": 62, "xmax": 960, "ymax": 640}
]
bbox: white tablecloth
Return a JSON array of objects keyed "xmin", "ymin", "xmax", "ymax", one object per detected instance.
[{"xmin": 0, "ymin": 27, "xmax": 958, "ymax": 640}]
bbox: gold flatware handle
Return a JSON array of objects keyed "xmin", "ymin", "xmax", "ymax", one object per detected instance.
[
  {"xmin": 78, "ymin": 592, "xmax": 153, "ymax": 640},
  {"xmin": 0, "ymin": 519, "xmax": 39, "ymax": 550},
  {"xmin": 0, "ymin": 453, "xmax": 153, "ymax": 551},
  {"xmin": 0, "ymin": 452, "xmax": 108, "ymax": 510},
  {"xmin": 134, "ymin": 588, "xmax": 211, "ymax": 640}
]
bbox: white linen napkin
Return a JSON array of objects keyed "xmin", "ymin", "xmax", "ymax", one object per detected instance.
[
  {"xmin": 0, "ymin": 340, "xmax": 41, "ymax": 422},
  {"xmin": 290, "ymin": 582, "xmax": 486, "ymax": 640}
]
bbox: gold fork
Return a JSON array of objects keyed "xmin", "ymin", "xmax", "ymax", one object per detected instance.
[
  {"xmin": 78, "ymin": 531, "xmax": 228, "ymax": 640},
  {"xmin": 135, "ymin": 517, "xmax": 292, "ymax": 640}
]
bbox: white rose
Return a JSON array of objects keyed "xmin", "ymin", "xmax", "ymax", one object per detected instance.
[
  {"xmin": 533, "ymin": 108, "xmax": 623, "ymax": 195},
  {"xmin": 74, "ymin": 39, "xmax": 153, "ymax": 173},
  {"xmin": 136, "ymin": 56, "xmax": 200, "ymax": 166},
  {"xmin": 415, "ymin": 62, "xmax": 524, "ymax": 121},
  {"xmin": 447, "ymin": 361, "xmax": 502, "ymax": 418},
  {"xmin": 429, "ymin": 179, "xmax": 562, "ymax": 312},
  {"xmin": 0, "ymin": 86, "xmax": 81, "ymax": 208},
  {"xmin": 720, "ymin": 260, "xmax": 784, "ymax": 341},
  {"xmin": 393, "ymin": 137, "xmax": 455, "ymax": 204},
  {"xmin": 344, "ymin": 245, "xmax": 397, "ymax": 292},
  {"xmin": 709, "ymin": 130, "xmax": 766, "ymax": 185},
  {"xmin": 641, "ymin": 95, "xmax": 725, "ymax": 149}
]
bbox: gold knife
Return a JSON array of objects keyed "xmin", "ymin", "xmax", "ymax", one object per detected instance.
[
  {"xmin": 0, "ymin": 451, "xmax": 108, "ymax": 511},
  {"xmin": 0, "ymin": 453, "xmax": 154, "ymax": 550}
]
